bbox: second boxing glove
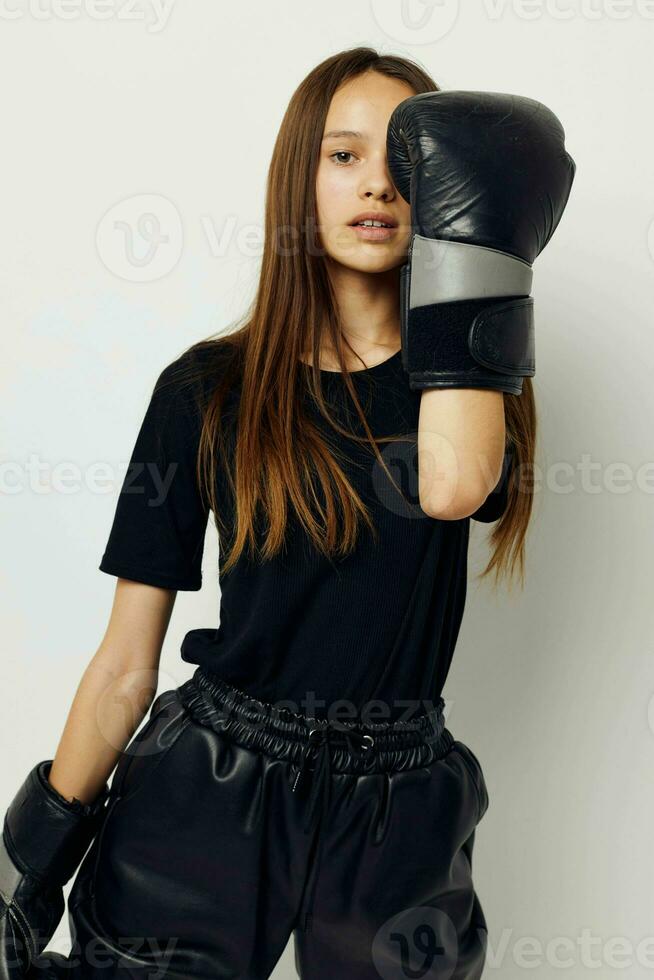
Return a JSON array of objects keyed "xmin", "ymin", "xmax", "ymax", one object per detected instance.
[{"xmin": 0, "ymin": 760, "xmax": 109, "ymax": 978}]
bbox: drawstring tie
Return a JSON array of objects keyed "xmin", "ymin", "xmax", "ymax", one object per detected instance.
[
  {"xmin": 292, "ymin": 720, "xmax": 375, "ymax": 832},
  {"xmin": 291, "ymin": 719, "xmax": 375, "ymax": 931}
]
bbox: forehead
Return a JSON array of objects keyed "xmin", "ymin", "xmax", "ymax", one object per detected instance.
[{"xmin": 322, "ymin": 73, "xmax": 415, "ymax": 141}]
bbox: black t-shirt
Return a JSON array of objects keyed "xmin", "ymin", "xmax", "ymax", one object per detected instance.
[{"xmin": 99, "ymin": 344, "xmax": 511, "ymax": 722}]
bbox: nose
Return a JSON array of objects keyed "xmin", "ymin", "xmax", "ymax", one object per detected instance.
[{"xmin": 359, "ymin": 155, "xmax": 396, "ymax": 202}]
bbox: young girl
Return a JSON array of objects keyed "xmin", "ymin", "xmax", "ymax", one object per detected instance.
[{"xmin": 2, "ymin": 47, "xmax": 574, "ymax": 980}]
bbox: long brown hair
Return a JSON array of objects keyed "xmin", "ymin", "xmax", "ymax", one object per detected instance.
[{"xmin": 169, "ymin": 46, "xmax": 536, "ymax": 590}]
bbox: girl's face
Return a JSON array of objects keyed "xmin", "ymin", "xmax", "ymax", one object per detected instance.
[{"xmin": 315, "ymin": 71, "xmax": 414, "ymax": 275}]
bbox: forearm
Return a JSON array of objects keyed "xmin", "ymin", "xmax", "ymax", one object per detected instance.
[
  {"xmin": 47, "ymin": 653, "xmax": 158, "ymax": 806},
  {"xmin": 417, "ymin": 387, "xmax": 506, "ymax": 519}
]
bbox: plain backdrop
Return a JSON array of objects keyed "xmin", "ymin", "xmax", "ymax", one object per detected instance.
[{"xmin": 1, "ymin": 2, "xmax": 652, "ymax": 977}]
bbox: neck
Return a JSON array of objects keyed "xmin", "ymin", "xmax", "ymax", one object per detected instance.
[{"xmin": 324, "ymin": 260, "xmax": 401, "ymax": 352}]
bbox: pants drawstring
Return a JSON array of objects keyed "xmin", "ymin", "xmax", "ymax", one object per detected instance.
[{"xmin": 291, "ymin": 721, "xmax": 375, "ymax": 931}]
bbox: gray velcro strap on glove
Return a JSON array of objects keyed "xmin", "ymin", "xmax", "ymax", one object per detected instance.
[{"xmin": 400, "ymin": 238, "xmax": 536, "ymax": 395}]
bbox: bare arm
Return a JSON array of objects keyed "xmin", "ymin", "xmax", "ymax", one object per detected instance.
[
  {"xmin": 417, "ymin": 388, "xmax": 506, "ymax": 520},
  {"xmin": 47, "ymin": 579, "xmax": 177, "ymax": 806}
]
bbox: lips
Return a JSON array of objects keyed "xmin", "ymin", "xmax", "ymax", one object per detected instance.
[{"xmin": 349, "ymin": 211, "xmax": 397, "ymax": 228}]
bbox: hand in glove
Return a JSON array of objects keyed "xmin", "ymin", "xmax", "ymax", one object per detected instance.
[
  {"xmin": 0, "ymin": 760, "xmax": 109, "ymax": 978},
  {"xmin": 386, "ymin": 90, "xmax": 576, "ymax": 395}
]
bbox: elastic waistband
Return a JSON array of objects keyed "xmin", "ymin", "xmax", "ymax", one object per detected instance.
[
  {"xmin": 176, "ymin": 667, "xmax": 455, "ymax": 775},
  {"xmin": 177, "ymin": 666, "xmax": 456, "ymax": 932}
]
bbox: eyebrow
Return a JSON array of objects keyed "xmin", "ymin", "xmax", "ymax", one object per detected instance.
[{"xmin": 322, "ymin": 129, "xmax": 365, "ymax": 141}]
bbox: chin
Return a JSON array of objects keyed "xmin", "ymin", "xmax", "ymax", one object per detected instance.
[{"xmin": 326, "ymin": 251, "xmax": 402, "ymax": 274}]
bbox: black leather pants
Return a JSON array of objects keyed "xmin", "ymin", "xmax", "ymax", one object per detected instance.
[{"xmin": 31, "ymin": 668, "xmax": 490, "ymax": 979}]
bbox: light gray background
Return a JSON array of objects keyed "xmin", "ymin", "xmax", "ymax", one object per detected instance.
[{"xmin": 1, "ymin": 2, "xmax": 652, "ymax": 977}]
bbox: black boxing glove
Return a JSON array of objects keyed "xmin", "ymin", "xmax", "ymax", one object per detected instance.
[
  {"xmin": 386, "ymin": 90, "xmax": 576, "ymax": 395},
  {"xmin": 0, "ymin": 760, "xmax": 109, "ymax": 978}
]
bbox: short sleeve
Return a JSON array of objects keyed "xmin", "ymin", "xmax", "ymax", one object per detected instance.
[
  {"xmin": 99, "ymin": 355, "xmax": 210, "ymax": 590},
  {"xmin": 470, "ymin": 443, "xmax": 514, "ymax": 523}
]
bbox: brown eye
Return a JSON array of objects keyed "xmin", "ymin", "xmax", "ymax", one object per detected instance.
[{"xmin": 330, "ymin": 151, "xmax": 355, "ymax": 166}]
